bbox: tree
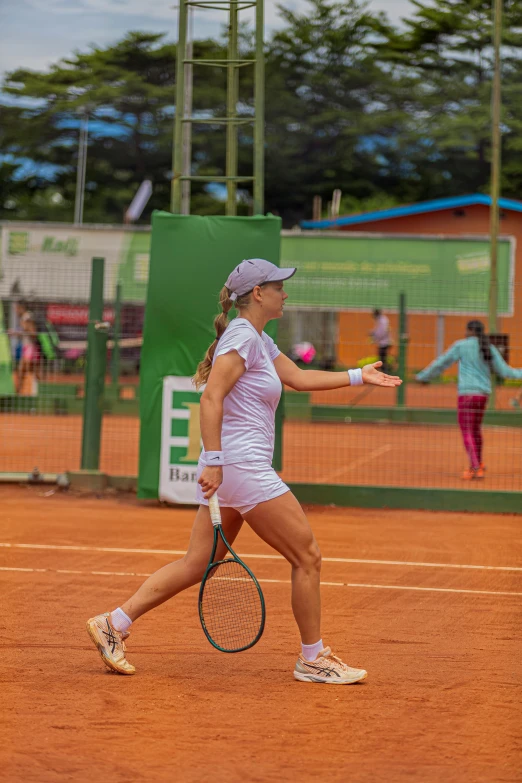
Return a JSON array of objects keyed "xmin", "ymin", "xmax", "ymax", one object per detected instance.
[
  {"xmin": 4, "ymin": 2, "xmax": 522, "ymax": 226},
  {"xmin": 260, "ymin": 0, "xmax": 407, "ymax": 224},
  {"xmin": 0, "ymin": 32, "xmax": 229, "ymax": 222},
  {"xmin": 373, "ymin": 0, "xmax": 522, "ymax": 201}
]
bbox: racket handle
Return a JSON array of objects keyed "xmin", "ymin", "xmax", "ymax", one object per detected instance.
[{"xmin": 208, "ymin": 493, "xmax": 222, "ymax": 527}]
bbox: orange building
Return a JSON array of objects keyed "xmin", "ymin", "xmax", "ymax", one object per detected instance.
[{"xmin": 301, "ymin": 195, "xmax": 522, "ymax": 372}]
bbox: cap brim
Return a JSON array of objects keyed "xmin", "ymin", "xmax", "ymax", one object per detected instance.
[{"xmin": 270, "ymin": 267, "xmax": 297, "ymax": 283}]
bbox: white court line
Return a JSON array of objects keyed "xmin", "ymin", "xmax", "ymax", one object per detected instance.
[
  {"xmin": 1, "ymin": 542, "xmax": 521, "ymax": 572},
  {"xmin": 0, "ymin": 566, "xmax": 520, "ymax": 597},
  {"xmin": 316, "ymin": 444, "xmax": 392, "ymax": 483}
]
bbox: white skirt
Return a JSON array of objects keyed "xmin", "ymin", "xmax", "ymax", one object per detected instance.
[{"xmin": 196, "ymin": 461, "xmax": 290, "ymax": 516}]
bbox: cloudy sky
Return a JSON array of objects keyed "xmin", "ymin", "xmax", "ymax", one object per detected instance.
[{"xmin": 0, "ymin": 0, "xmax": 417, "ymax": 77}]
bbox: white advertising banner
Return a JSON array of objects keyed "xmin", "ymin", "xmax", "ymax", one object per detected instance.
[
  {"xmin": 0, "ymin": 223, "xmax": 151, "ymax": 303},
  {"xmin": 159, "ymin": 376, "xmax": 203, "ymax": 504}
]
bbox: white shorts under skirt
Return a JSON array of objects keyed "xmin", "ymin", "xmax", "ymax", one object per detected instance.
[{"xmin": 196, "ymin": 461, "xmax": 290, "ymax": 516}]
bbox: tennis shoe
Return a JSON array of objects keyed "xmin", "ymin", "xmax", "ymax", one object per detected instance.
[
  {"xmin": 462, "ymin": 467, "xmax": 484, "ymax": 480},
  {"xmin": 294, "ymin": 646, "xmax": 367, "ymax": 684},
  {"xmin": 86, "ymin": 612, "xmax": 136, "ymax": 675}
]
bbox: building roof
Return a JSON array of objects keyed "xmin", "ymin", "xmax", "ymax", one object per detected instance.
[{"xmin": 300, "ymin": 194, "xmax": 522, "ymax": 230}]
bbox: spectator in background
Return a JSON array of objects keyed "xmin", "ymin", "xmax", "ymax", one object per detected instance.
[
  {"xmin": 9, "ymin": 300, "xmax": 41, "ymax": 394},
  {"xmin": 370, "ymin": 309, "xmax": 391, "ymax": 373}
]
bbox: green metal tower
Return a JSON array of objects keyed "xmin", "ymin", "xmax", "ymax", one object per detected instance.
[{"xmin": 170, "ymin": 0, "xmax": 265, "ymax": 216}]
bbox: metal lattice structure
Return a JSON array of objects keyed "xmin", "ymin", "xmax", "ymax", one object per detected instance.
[{"xmin": 170, "ymin": 0, "xmax": 265, "ymax": 216}]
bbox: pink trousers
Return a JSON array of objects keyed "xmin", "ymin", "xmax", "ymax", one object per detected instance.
[{"xmin": 457, "ymin": 395, "xmax": 488, "ymax": 470}]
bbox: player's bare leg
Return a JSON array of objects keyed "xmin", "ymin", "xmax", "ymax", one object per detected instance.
[
  {"xmin": 245, "ymin": 492, "xmax": 367, "ymax": 684},
  {"xmin": 86, "ymin": 506, "xmax": 243, "ymax": 674},
  {"xmin": 120, "ymin": 505, "xmax": 243, "ymax": 621}
]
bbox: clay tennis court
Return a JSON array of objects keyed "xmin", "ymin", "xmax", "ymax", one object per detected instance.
[
  {"xmin": 1, "ymin": 484, "xmax": 520, "ymax": 782},
  {"xmin": 1, "ymin": 412, "xmax": 521, "ymax": 491},
  {"xmin": 310, "ymin": 382, "xmax": 522, "ymax": 409}
]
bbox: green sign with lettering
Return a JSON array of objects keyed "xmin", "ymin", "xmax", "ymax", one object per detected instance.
[
  {"xmin": 280, "ymin": 235, "xmax": 513, "ymax": 314},
  {"xmin": 7, "ymin": 231, "xmax": 29, "ymax": 255}
]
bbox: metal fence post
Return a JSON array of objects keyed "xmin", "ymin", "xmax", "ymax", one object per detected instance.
[
  {"xmin": 397, "ymin": 292, "xmax": 407, "ymax": 407},
  {"xmin": 273, "ymin": 388, "xmax": 284, "ymax": 472},
  {"xmin": 81, "ymin": 257, "xmax": 108, "ymax": 470},
  {"xmin": 111, "ymin": 281, "xmax": 122, "ymax": 390}
]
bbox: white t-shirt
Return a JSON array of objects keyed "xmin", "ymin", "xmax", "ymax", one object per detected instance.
[
  {"xmin": 372, "ymin": 315, "xmax": 391, "ymax": 348},
  {"xmin": 200, "ymin": 318, "xmax": 281, "ymax": 466}
]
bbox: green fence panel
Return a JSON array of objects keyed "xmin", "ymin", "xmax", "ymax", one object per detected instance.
[
  {"xmin": 0, "ymin": 300, "xmax": 14, "ymax": 396},
  {"xmin": 138, "ymin": 212, "xmax": 282, "ymax": 501}
]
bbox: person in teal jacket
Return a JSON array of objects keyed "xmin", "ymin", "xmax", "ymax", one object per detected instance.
[{"xmin": 417, "ymin": 320, "xmax": 522, "ymax": 480}]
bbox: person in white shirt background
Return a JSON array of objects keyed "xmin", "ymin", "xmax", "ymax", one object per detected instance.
[
  {"xmin": 87, "ymin": 258, "xmax": 402, "ymax": 684},
  {"xmin": 370, "ymin": 308, "xmax": 392, "ymax": 373}
]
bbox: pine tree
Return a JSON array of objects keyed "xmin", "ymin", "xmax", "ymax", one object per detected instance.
[
  {"xmin": 0, "ymin": 32, "xmax": 228, "ymax": 222},
  {"xmin": 374, "ymin": 0, "xmax": 522, "ymax": 200}
]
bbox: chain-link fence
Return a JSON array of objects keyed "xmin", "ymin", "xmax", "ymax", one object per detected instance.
[
  {"xmin": 279, "ymin": 277, "xmax": 522, "ymax": 493},
  {"xmin": 1, "ymin": 225, "xmax": 521, "ymax": 500},
  {"xmin": 0, "ymin": 224, "xmax": 145, "ymax": 478}
]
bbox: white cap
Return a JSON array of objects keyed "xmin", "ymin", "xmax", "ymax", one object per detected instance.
[{"xmin": 225, "ymin": 258, "xmax": 296, "ymax": 301}]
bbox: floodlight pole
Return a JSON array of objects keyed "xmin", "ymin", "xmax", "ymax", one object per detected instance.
[
  {"xmin": 171, "ymin": 1, "xmax": 188, "ymax": 214},
  {"xmin": 488, "ymin": 0, "xmax": 502, "ymax": 335},
  {"xmin": 181, "ymin": 7, "xmax": 194, "ymax": 215},
  {"xmin": 253, "ymin": 0, "xmax": 264, "ymax": 215},
  {"xmin": 74, "ymin": 109, "xmax": 89, "ymax": 225},
  {"xmin": 170, "ymin": 1, "xmax": 265, "ymax": 216},
  {"xmin": 226, "ymin": 2, "xmax": 239, "ymax": 215}
]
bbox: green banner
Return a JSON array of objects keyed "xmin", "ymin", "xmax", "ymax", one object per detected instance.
[
  {"xmin": 0, "ymin": 300, "xmax": 14, "ymax": 396},
  {"xmin": 280, "ymin": 235, "xmax": 514, "ymax": 314},
  {"xmin": 116, "ymin": 230, "xmax": 150, "ymax": 302},
  {"xmin": 138, "ymin": 212, "xmax": 282, "ymax": 502}
]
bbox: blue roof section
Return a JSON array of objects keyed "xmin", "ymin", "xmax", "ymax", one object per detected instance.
[{"xmin": 300, "ymin": 194, "xmax": 522, "ymax": 230}]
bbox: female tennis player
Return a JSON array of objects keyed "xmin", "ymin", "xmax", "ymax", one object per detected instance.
[
  {"xmin": 417, "ymin": 319, "xmax": 522, "ymax": 479},
  {"xmin": 87, "ymin": 258, "xmax": 401, "ymax": 683}
]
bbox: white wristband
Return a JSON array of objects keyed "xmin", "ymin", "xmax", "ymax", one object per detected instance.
[
  {"xmin": 205, "ymin": 451, "xmax": 224, "ymax": 466},
  {"xmin": 348, "ymin": 368, "xmax": 363, "ymax": 386}
]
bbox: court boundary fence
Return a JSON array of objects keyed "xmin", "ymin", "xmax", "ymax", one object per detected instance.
[
  {"xmin": 14, "ymin": 472, "xmax": 515, "ymax": 514},
  {"xmin": 2, "ymin": 257, "xmax": 521, "ymax": 514}
]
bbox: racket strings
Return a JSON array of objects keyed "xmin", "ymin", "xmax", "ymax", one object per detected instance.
[{"xmin": 200, "ymin": 559, "xmax": 263, "ymax": 651}]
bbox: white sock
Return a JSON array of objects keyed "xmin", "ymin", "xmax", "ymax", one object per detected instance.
[
  {"xmin": 301, "ymin": 639, "xmax": 324, "ymax": 661},
  {"xmin": 110, "ymin": 607, "xmax": 132, "ymax": 633}
]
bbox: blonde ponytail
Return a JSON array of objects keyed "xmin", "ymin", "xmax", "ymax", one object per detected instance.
[{"xmin": 193, "ymin": 286, "xmax": 234, "ymax": 388}]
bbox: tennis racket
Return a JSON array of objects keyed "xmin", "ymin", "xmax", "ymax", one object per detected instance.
[{"xmin": 198, "ymin": 493, "xmax": 265, "ymax": 653}]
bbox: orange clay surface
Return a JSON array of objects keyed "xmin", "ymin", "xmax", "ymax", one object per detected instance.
[
  {"xmin": 0, "ymin": 485, "xmax": 520, "ymax": 782},
  {"xmin": 309, "ymin": 383, "xmax": 521, "ymax": 409},
  {"xmin": 1, "ymin": 412, "xmax": 521, "ymax": 491}
]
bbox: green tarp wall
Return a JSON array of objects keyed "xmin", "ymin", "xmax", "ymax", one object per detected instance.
[{"xmin": 138, "ymin": 212, "xmax": 282, "ymax": 500}]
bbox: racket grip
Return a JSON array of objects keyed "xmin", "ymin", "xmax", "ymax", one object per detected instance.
[{"xmin": 208, "ymin": 493, "xmax": 222, "ymax": 527}]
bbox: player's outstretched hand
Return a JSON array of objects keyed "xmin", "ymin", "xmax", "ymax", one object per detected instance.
[{"xmin": 362, "ymin": 362, "xmax": 402, "ymax": 387}]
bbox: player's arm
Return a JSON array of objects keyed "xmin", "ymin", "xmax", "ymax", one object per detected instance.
[
  {"xmin": 198, "ymin": 351, "xmax": 245, "ymax": 498},
  {"xmin": 490, "ymin": 345, "xmax": 522, "ymax": 380},
  {"xmin": 273, "ymin": 352, "xmax": 401, "ymax": 391},
  {"xmin": 416, "ymin": 343, "xmax": 459, "ymax": 383}
]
